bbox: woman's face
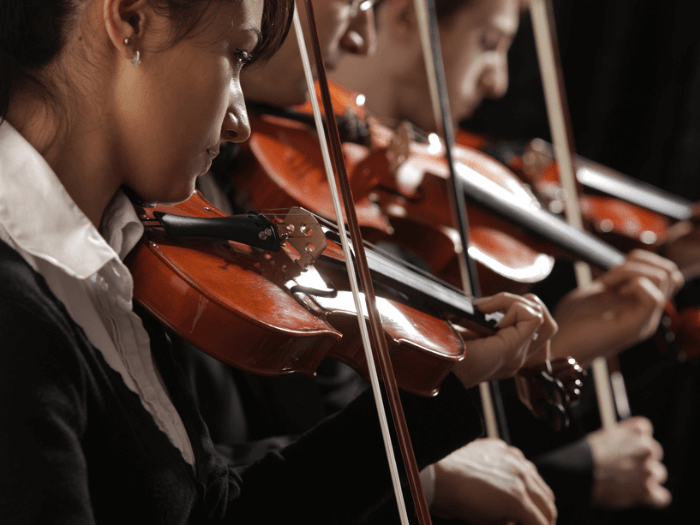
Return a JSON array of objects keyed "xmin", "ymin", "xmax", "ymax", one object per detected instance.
[
  {"xmin": 441, "ymin": 0, "xmax": 519, "ymax": 123},
  {"xmin": 113, "ymin": 0, "xmax": 264, "ymax": 204},
  {"xmin": 399, "ymin": 0, "xmax": 519, "ymax": 132}
]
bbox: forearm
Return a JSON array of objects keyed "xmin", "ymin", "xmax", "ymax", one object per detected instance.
[{"xmin": 228, "ymin": 376, "xmax": 483, "ymax": 523}]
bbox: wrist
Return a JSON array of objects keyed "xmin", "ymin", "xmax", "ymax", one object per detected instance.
[{"xmin": 420, "ymin": 464, "xmax": 436, "ymax": 508}]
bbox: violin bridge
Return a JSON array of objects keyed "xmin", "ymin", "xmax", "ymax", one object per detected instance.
[{"xmin": 276, "ymin": 207, "xmax": 327, "ymax": 270}]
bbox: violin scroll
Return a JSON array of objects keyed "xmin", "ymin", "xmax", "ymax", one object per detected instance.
[{"xmin": 514, "ymin": 357, "xmax": 586, "ymax": 431}]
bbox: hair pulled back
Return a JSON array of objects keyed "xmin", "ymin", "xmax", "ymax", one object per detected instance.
[{"xmin": 0, "ymin": 0, "xmax": 294, "ymax": 121}]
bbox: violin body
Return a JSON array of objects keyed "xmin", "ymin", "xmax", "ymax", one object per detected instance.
[
  {"xmin": 126, "ymin": 191, "xmax": 474, "ymax": 397},
  {"xmin": 127, "ymin": 193, "xmax": 341, "ymax": 378},
  {"xmin": 373, "ymin": 134, "xmax": 557, "ymax": 296},
  {"xmin": 233, "ymin": 112, "xmax": 394, "ymax": 239}
]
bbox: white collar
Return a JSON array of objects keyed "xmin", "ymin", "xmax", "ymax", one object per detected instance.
[{"xmin": 0, "ymin": 121, "xmax": 143, "ymax": 277}]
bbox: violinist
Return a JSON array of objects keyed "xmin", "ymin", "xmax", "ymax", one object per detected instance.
[
  {"xmin": 0, "ymin": 1, "xmax": 557, "ymax": 524},
  {"xmin": 331, "ymin": 0, "xmax": 680, "ymax": 517}
]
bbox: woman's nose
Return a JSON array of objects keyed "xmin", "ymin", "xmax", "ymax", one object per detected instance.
[{"xmin": 222, "ymin": 79, "xmax": 252, "ymax": 143}]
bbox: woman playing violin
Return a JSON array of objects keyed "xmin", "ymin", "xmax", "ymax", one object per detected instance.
[
  {"xmin": 0, "ymin": 1, "xmax": 558, "ymax": 523},
  {"xmin": 332, "ymin": 0, "xmax": 680, "ymax": 516}
]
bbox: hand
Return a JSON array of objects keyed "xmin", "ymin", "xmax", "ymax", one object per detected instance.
[
  {"xmin": 432, "ymin": 438, "xmax": 557, "ymax": 525},
  {"xmin": 663, "ymin": 218, "xmax": 700, "ymax": 280},
  {"xmin": 587, "ymin": 417, "xmax": 672, "ymax": 510},
  {"xmin": 453, "ymin": 292, "xmax": 557, "ymax": 388},
  {"xmin": 550, "ymin": 250, "xmax": 682, "ymax": 365}
]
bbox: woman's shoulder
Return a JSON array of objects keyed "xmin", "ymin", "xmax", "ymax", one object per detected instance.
[
  {"xmin": 0, "ymin": 238, "xmax": 89, "ymax": 375},
  {"xmin": 0, "ymin": 238, "xmax": 72, "ymax": 326}
]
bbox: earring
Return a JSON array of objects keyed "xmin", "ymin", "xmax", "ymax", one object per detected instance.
[{"xmin": 123, "ymin": 37, "xmax": 140, "ymax": 68}]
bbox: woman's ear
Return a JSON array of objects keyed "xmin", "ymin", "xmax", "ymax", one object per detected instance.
[{"xmin": 103, "ymin": 0, "xmax": 150, "ymax": 61}]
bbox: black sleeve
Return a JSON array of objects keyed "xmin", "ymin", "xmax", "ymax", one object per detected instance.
[
  {"xmin": 226, "ymin": 375, "xmax": 484, "ymax": 524},
  {"xmin": 171, "ymin": 336, "xmax": 298, "ymax": 466},
  {"xmin": 533, "ymin": 438, "xmax": 594, "ymax": 525},
  {"xmin": 0, "ymin": 304, "xmax": 93, "ymax": 525},
  {"xmin": 172, "ymin": 333, "xmax": 368, "ymax": 468}
]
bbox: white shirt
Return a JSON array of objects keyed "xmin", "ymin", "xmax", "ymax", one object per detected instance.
[{"xmin": 0, "ymin": 121, "xmax": 194, "ymax": 466}]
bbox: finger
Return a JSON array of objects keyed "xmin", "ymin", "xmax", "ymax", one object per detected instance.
[
  {"xmin": 521, "ymin": 465, "xmax": 558, "ymax": 525},
  {"xmin": 523, "ymin": 293, "xmax": 558, "ymax": 350},
  {"xmin": 500, "ymin": 448, "xmax": 556, "ymax": 525},
  {"xmin": 628, "ymin": 249, "xmax": 677, "ymax": 272},
  {"xmin": 647, "ymin": 458, "xmax": 668, "ymax": 485},
  {"xmin": 509, "ymin": 488, "xmax": 554, "ymax": 525},
  {"xmin": 615, "ymin": 277, "xmax": 667, "ymax": 320},
  {"xmin": 621, "ymin": 418, "xmax": 662, "ymax": 460},
  {"xmin": 627, "ymin": 249, "xmax": 685, "ymax": 295},
  {"xmin": 648, "ymin": 437, "xmax": 664, "ymax": 461},
  {"xmin": 627, "ymin": 435, "xmax": 664, "ymax": 464},
  {"xmin": 645, "ymin": 481, "xmax": 672, "ymax": 509},
  {"xmin": 600, "ymin": 262, "xmax": 670, "ymax": 297},
  {"xmin": 474, "ymin": 292, "xmax": 541, "ymax": 315},
  {"xmin": 493, "ymin": 299, "xmax": 544, "ymax": 334},
  {"xmin": 614, "ymin": 253, "xmax": 682, "ymax": 299},
  {"xmin": 622, "ymin": 416, "xmax": 654, "ymax": 436},
  {"xmin": 522, "ymin": 459, "xmax": 556, "ymax": 502}
]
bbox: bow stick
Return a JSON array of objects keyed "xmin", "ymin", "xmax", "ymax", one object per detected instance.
[
  {"xmin": 529, "ymin": 0, "xmax": 623, "ymax": 428},
  {"xmin": 294, "ymin": 3, "xmax": 432, "ymax": 523},
  {"xmin": 412, "ymin": 0, "xmax": 511, "ymax": 441}
]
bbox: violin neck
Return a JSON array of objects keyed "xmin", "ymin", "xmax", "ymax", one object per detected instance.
[
  {"xmin": 456, "ymin": 162, "xmax": 626, "ymax": 270},
  {"xmin": 536, "ymin": 140, "xmax": 694, "ymax": 221},
  {"xmin": 321, "ymin": 228, "xmax": 498, "ymax": 332}
]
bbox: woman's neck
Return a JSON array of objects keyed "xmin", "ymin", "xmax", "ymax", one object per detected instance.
[{"xmin": 6, "ymin": 89, "xmax": 121, "ymax": 230}]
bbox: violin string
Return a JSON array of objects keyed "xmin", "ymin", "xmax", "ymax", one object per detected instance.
[{"xmin": 256, "ymin": 206, "xmax": 483, "ymax": 298}]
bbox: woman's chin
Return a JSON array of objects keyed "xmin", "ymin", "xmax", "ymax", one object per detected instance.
[
  {"xmin": 138, "ymin": 183, "xmax": 198, "ymax": 207},
  {"xmin": 156, "ymin": 189, "xmax": 198, "ymax": 206}
]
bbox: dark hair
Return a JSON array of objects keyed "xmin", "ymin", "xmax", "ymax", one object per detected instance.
[{"xmin": 0, "ymin": 0, "xmax": 294, "ymax": 121}]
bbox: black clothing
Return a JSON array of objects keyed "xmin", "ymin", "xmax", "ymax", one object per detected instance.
[{"xmin": 0, "ymin": 238, "xmax": 484, "ymax": 524}]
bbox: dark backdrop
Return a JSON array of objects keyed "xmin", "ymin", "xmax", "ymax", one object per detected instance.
[{"xmin": 466, "ymin": 0, "xmax": 700, "ymax": 199}]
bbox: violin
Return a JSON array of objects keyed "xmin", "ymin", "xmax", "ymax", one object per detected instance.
[
  {"xmin": 219, "ymin": 81, "xmax": 593, "ymax": 420},
  {"xmin": 457, "ymin": 129, "xmax": 700, "ymax": 360},
  {"xmin": 126, "ymin": 191, "xmax": 490, "ymax": 398},
  {"xmin": 457, "ymin": 130, "xmax": 694, "ymax": 254},
  {"xmin": 235, "ymin": 81, "xmax": 555, "ymax": 297},
  {"xmin": 125, "ymin": 190, "xmax": 582, "ymax": 414},
  {"xmin": 236, "ymin": 83, "xmax": 627, "ymax": 285}
]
